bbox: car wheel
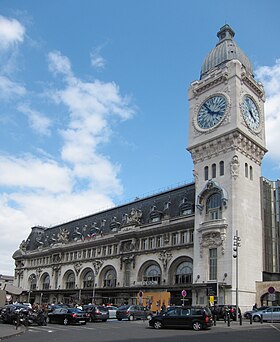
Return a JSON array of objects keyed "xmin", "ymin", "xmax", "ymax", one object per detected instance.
[
  {"xmin": 129, "ymin": 315, "xmax": 134, "ymax": 321},
  {"xmin": 153, "ymin": 320, "xmax": 162, "ymax": 329},
  {"xmin": 253, "ymin": 316, "xmax": 260, "ymax": 322},
  {"xmin": 63, "ymin": 318, "xmax": 69, "ymax": 325},
  {"xmin": 192, "ymin": 321, "xmax": 203, "ymax": 331},
  {"xmin": 117, "ymin": 318, "xmax": 122, "ymax": 321},
  {"xmin": 102, "ymin": 319, "xmax": 107, "ymax": 322}
]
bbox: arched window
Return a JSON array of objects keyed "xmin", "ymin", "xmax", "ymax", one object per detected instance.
[
  {"xmin": 212, "ymin": 164, "xmax": 216, "ymax": 178},
  {"xmin": 204, "ymin": 166, "xmax": 209, "ymax": 181},
  {"xmin": 250, "ymin": 166, "xmax": 253, "ymax": 180},
  {"xmin": 42, "ymin": 274, "xmax": 50, "ymax": 290},
  {"xmin": 206, "ymin": 193, "xmax": 222, "ymax": 220},
  {"xmin": 219, "ymin": 161, "xmax": 224, "ymax": 176},
  {"xmin": 143, "ymin": 264, "xmax": 161, "ymax": 285},
  {"xmin": 83, "ymin": 270, "xmax": 94, "ymax": 288},
  {"xmin": 103, "ymin": 269, "xmax": 117, "ymax": 287},
  {"xmin": 66, "ymin": 272, "xmax": 75, "ymax": 289},
  {"xmin": 175, "ymin": 261, "xmax": 193, "ymax": 284},
  {"xmin": 245, "ymin": 163, "xmax": 248, "ymax": 178}
]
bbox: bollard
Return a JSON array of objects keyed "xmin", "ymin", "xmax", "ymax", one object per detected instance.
[
  {"xmin": 239, "ymin": 314, "xmax": 242, "ymax": 325},
  {"xmin": 227, "ymin": 313, "xmax": 230, "ymax": 327},
  {"xmin": 250, "ymin": 315, "xmax": 253, "ymax": 325},
  {"xmin": 213, "ymin": 315, "xmax": 216, "ymax": 326},
  {"xmin": 260, "ymin": 314, "xmax": 263, "ymax": 324}
]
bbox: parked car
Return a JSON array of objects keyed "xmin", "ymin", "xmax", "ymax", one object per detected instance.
[
  {"xmin": 47, "ymin": 307, "xmax": 88, "ymax": 325},
  {"xmin": 82, "ymin": 305, "xmax": 109, "ymax": 322},
  {"xmin": 1, "ymin": 304, "xmax": 30, "ymax": 324},
  {"xmin": 48, "ymin": 304, "xmax": 69, "ymax": 313},
  {"xmin": 243, "ymin": 306, "xmax": 268, "ymax": 319},
  {"xmin": 252, "ymin": 306, "xmax": 280, "ymax": 322},
  {"xmin": 149, "ymin": 305, "xmax": 213, "ymax": 331},
  {"xmin": 116, "ymin": 305, "xmax": 152, "ymax": 321},
  {"xmin": 107, "ymin": 305, "xmax": 118, "ymax": 319}
]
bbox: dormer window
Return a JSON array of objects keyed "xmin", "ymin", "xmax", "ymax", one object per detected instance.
[
  {"xmin": 180, "ymin": 197, "xmax": 193, "ymax": 216},
  {"xmin": 149, "ymin": 205, "xmax": 162, "ymax": 223}
]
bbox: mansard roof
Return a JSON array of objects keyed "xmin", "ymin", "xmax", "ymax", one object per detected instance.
[{"xmin": 17, "ymin": 182, "xmax": 195, "ymax": 254}]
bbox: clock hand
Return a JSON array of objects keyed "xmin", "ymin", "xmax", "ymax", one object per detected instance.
[
  {"xmin": 204, "ymin": 104, "xmax": 217, "ymax": 115},
  {"xmin": 248, "ymin": 109, "xmax": 256, "ymax": 122}
]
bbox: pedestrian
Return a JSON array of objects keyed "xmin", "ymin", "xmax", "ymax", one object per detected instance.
[{"xmin": 161, "ymin": 303, "xmax": 166, "ymax": 313}]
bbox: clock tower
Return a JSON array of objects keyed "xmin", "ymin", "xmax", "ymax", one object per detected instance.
[{"xmin": 188, "ymin": 25, "xmax": 267, "ymax": 307}]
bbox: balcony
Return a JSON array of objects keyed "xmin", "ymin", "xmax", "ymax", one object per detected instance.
[{"xmin": 197, "ymin": 218, "xmax": 228, "ymax": 234}]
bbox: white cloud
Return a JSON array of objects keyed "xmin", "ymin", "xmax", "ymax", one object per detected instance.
[
  {"xmin": 48, "ymin": 50, "xmax": 72, "ymax": 77},
  {"xmin": 47, "ymin": 51, "xmax": 134, "ymax": 195},
  {"xmin": 17, "ymin": 103, "xmax": 52, "ymax": 136},
  {"xmin": 256, "ymin": 59, "xmax": 280, "ymax": 165},
  {"xmin": 90, "ymin": 47, "xmax": 106, "ymax": 70},
  {"xmin": 0, "ymin": 155, "xmax": 72, "ymax": 193},
  {"xmin": 0, "ymin": 75, "xmax": 26, "ymax": 99},
  {"xmin": 0, "ymin": 50, "xmax": 135, "ymax": 275},
  {"xmin": 0, "ymin": 15, "xmax": 25, "ymax": 50}
]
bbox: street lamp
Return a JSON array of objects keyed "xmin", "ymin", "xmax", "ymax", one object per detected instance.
[
  {"xmin": 88, "ymin": 272, "xmax": 96, "ymax": 304},
  {"xmin": 233, "ymin": 230, "xmax": 241, "ymax": 321}
]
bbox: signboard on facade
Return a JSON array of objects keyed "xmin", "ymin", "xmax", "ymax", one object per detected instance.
[{"xmin": 206, "ymin": 283, "xmax": 217, "ymax": 296}]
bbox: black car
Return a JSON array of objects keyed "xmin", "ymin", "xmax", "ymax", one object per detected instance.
[
  {"xmin": 149, "ymin": 306, "xmax": 213, "ymax": 331},
  {"xmin": 47, "ymin": 307, "xmax": 88, "ymax": 325},
  {"xmin": 116, "ymin": 305, "xmax": 152, "ymax": 321},
  {"xmin": 82, "ymin": 305, "xmax": 109, "ymax": 322},
  {"xmin": 0, "ymin": 304, "xmax": 30, "ymax": 324}
]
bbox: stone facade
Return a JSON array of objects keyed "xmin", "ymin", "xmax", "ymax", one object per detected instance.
[{"xmin": 12, "ymin": 25, "xmax": 280, "ymax": 312}]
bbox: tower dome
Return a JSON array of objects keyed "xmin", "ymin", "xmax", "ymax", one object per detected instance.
[{"xmin": 200, "ymin": 24, "xmax": 253, "ymax": 79}]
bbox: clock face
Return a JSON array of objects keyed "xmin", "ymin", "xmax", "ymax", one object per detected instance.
[
  {"xmin": 197, "ymin": 95, "xmax": 227, "ymax": 129},
  {"xmin": 242, "ymin": 96, "xmax": 260, "ymax": 131}
]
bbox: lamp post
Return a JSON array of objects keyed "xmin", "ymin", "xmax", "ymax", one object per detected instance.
[
  {"xmin": 233, "ymin": 230, "xmax": 241, "ymax": 321},
  {"xmin": 89, "ymin": 272, "xmax": 96, "ymax": 304}
]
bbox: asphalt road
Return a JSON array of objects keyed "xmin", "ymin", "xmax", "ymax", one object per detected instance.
[{"xmin": 4, "ymin": 319, "xmax": 280, "ymax": 342}]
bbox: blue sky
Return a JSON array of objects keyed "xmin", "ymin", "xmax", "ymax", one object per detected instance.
[{"xmin": 1, "ymin": 0, "xmax": 280, "ymax": 275}]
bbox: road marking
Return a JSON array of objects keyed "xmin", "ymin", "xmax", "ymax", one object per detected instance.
[{"xmin": 269, "ymin": 324, "xmax": 280, "ymax": 333}]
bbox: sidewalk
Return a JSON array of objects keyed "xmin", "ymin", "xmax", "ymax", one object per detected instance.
[
  {"xmin": 214, "ymin": 318, "xmax": 280, "ymax": 330},
  {"xmin": 0, "ymin": 323, "xmax": 26, "ymax": 340}
]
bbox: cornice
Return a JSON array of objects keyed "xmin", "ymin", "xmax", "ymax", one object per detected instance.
[
  {"xmin": 191, "ymin": 74, "xmax": 228, "ymax": 96},
  {"xmin": 188, "ymin": 130, "xmax": 267, "ymax": 165},
  {"xmin": 241, "ymin": 73, "xmax": 264, "ymax": 99}
]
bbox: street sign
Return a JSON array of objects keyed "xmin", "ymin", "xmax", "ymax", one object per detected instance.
[
  {"xmin": 268, "ymin": 286, "xmax": 275, "ymax": 294},
  {"xmin": 181, "ymin": 290, "xmax": 187, "ymax": 297}
]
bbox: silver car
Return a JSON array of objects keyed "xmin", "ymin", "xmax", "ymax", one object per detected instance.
[{"xmin": 252, "ymin": 306, "xmax": 280, "ymax": 322}]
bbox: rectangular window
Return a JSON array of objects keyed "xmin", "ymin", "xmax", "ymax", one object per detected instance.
[
  {"xmin": 149, "ymin": 237, "xmax": 155, "ymax": 249},
  {"xmin": 114, "ymin": 244, "xmax": 118, "ymax": 254},
  {"xmin": 172, "ymin": 232, "xmax": 180, "ymax": 245},
  {"xmin": 209, "ymin": 248, "xmax": 217, "ymax": 280},
  {"xmin": 142, "ymin": 238, "xmax": 148, "ymax": 250},
  {"xmin": 156, "ymin": 236, "xmax": 163, "ymax": 248},
  {"xmin": 108, "ymin": 245, "xmax": 112, "ymax": 255},
  {"xmin": 87, "ymin": 249, "xmax": 91, "ymax": 258}
]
